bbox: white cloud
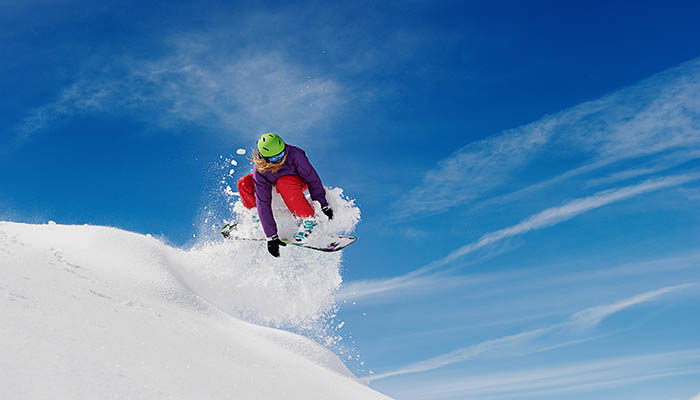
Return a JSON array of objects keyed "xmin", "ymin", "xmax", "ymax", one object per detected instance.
[
  {"xmin": 370, "ymin": 284, "xmax": 696, "ymax": 381},
  {"xmin": 584, "ymin": 148, "xmax": 700, "ymax": 188},
  {"xmin": 566, "ymin": 283, "xmax": 697, "ymax": 329},
  {"xmin": 399, "ymin": 57, "xmax": 700, "ymax": 218},
  {"xmin": 339, "ymin": 173, "xmax": 700, "ymax": 302},
  {"xmin": 680, "ymin": 187, "xmax": 700, "ymax": 202},
  {"xmin": 585, "ymin": 167, "xmax": 668, "ymax": 187},
  {"xmin": 397, "ymin": 118, "xmax": 556, "ymax": 216},
  {"xmin": 382, "ymin": 349, "xmax": 700, "ymax": 400},
  {"xmin": 15, "ymin": 34, "xmax": 343, "ymax": 142},
  {"xmin": 335, "ymin": 272, "xmax": 500, "ymax": 304},
  {"xmin": 370, "ymin": 328, "xmax": 549, "ymax": 381},
  {"xmin": 533, "ymin": 250, "xmax": 700, "ymax": 290},
  {"xmin": 416, "ymin": 174, "xmax": 699, "ymax": 276},
  {"xmin": 336, "ymin": 274, "xmax": 442, "ymax": 303},
  {"xmin": 690, "ymin": 392, "xmax": 700, "ymax": 400}
]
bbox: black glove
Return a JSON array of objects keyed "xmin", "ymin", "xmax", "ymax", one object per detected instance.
[
  {"xmin": 267, "ymin": 234, "xmax": 287, "ymax": 257},
  {"xmin": 322, "ymin": 205, "xmax": 334, "ymax": 220}
]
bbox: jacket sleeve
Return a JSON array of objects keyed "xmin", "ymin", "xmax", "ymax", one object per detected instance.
[
  {"xmin": 253, "ymin": 172, "xmax": 278, "ymax": 238},
  {"xmin": 294, "ymin": 149, "xmax": 328, "ymax": 208}
]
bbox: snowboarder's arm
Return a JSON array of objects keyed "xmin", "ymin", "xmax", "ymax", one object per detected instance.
[
  {"xmin": 293, "ymin": 149, "xmax": 329, "ymax": 208},
  {"xmin": 253, "ymin": 173, "xmax": 278, "ymax": 238}
]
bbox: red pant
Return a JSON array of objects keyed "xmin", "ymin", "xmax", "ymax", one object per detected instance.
[{"xmin": 237, "ymin": 174, "xmax": 315, "ymax": 218}]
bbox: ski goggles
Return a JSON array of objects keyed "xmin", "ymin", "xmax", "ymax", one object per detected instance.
[{"xmin": 262, "ymin": 148, "xmax": 286, "ymax": 163}]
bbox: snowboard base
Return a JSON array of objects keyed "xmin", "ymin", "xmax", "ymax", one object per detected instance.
[{"xmin": 221, "ymin": 223, "xmax": 356, "ymax": 252}]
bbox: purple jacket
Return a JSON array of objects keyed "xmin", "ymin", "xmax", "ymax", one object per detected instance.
[{"xmin": 253, "ymin": 145, "xmax": 328, "ymax": 238}]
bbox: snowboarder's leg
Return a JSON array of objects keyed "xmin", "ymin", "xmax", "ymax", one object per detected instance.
[
  {"xmin": 292, "ymin": 217, "xmax": 318, "ymax": 244},
  {"xmin": 222, "ymin": 174, "xmax": 262, "ymax": 238},
  {"xmin": 275, "ymin": 175, "xmax": 314, "ymax": 218},
  {"xmin": 237, "ymin": 173, "xmax": 257, "ymax": 209},
  {"xmin": 277, "ymin": 175, "xmax": 317, "ymax": 244}
]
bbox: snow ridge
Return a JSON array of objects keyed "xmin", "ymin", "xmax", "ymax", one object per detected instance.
[{"xmin": 0, "ymin": 218, "xmax": 387, "ymax": 399}]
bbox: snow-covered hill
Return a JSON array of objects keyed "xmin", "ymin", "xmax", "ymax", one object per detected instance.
[{"xmin": 0, "ymin": 221, "xmax": 390, "ymax": 399}]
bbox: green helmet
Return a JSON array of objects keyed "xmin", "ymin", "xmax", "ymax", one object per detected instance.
[{"xmin": 257, "ymin": 133, "xmax": 286, "ymax": 158}]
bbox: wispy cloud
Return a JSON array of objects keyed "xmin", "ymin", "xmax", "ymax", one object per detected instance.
[
  {"xmin": 370, "ymin": 284, "xmax": 697, "ymax": 381},
  {"xmin": 680, "ymin": 187, "xmax": 700, "ymax": 202},
  {"xmin": 566, "ymin": 284, "xmax": 696, "ymax": 329},
  {"xmin": 336, "ymin": 271, "xmax": 505, "ymax": 305},
  {"xmin": 370, "ymin": 328, "xmax": 552, "ymax": 381},
  {"xmin": 356, "ymin": 250, "xmax": 700, "ymax": 347},
  {"xmin": 396, "ymin": 118, "xmax": 556, "ymax": 217},
  {"xmin": 584, "ymin": 167, "xmax": 667, "ymax": 187},
  {"xmin": 691, "ymin": 392, "xmax": 700, "ymax": 400},
  {"xmin": 531, "ymin": 249, "xmax": 700, "ymax": 291},
  {"xmin": 382, "ymin": 349, "xmax": 700, "ymax": 400},
  {"xmin": 339, "ymin": 173, "xmax": 700, "ymax": 302},
  {"xmin": 583, "ymin": 148, "xmax": 700, "ymax": 188},
  {"xmin": 14, "ymin": 33, "xmax": 343, "ymax": 143},
  {"xmin": 11, "ymin": 4, "xmax": 445, "ymax": 146},
  {"xmin": 413, "ymin": 174, "xmax": 699, "ymax": 276},
  {"xmin": 399, "ymin": 57, "xmax": 700, "ymax": 218}
]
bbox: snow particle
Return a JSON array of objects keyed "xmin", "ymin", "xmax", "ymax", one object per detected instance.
[{"xmin": 236, "ymin": 148, "xmax": 246, "ymax": 155}]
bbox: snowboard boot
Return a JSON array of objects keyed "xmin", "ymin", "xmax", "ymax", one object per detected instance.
[
  {"xmin": 293, "ymin": 216, "xmax": 318, "ymax": 245},
  {"xmin": 220, "ymin": 222, "xmax": 236, "ymax": 238},
  {"xmin": 248, "ymin": 207, "xmax": 261, "ymax": 225},
  {"xmin": 221, "ymin": 208, "xmax": 262, "ymax": 239},
  {"xmin": 246, "ymin": 207, "xmax": 263, "ymax": 236}
]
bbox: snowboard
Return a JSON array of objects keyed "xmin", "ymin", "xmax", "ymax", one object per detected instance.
[{"xmin": 220, "ymin": 222, "xmax": 357, "ymax": 252}]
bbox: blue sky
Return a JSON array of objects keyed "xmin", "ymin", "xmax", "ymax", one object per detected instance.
[{"xmin": 2, "ymin": 1, "xmax": 700, "ymax": 399}]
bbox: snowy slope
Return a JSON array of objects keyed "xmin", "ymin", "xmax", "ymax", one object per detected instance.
[{"xmin": 0, "ymin": 221, "xmax": 390, "ymax": 399}]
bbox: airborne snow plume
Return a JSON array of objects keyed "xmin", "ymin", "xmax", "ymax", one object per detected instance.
[
  {"xmin": 0, "ymin": 220, "xmax": 386, "ymax": 399},
  {"xmin": 193, "ymin": 168, "xmax": 361, "ymax": 333},
  {"xmin": 194, "ymin": 152, "xmax": 361, "ymax": 336}
]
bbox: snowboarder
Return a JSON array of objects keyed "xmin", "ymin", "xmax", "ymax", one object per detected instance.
[{"xmin": 237, "ymin": 133, "xmax": 333, "ymax": 257}]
